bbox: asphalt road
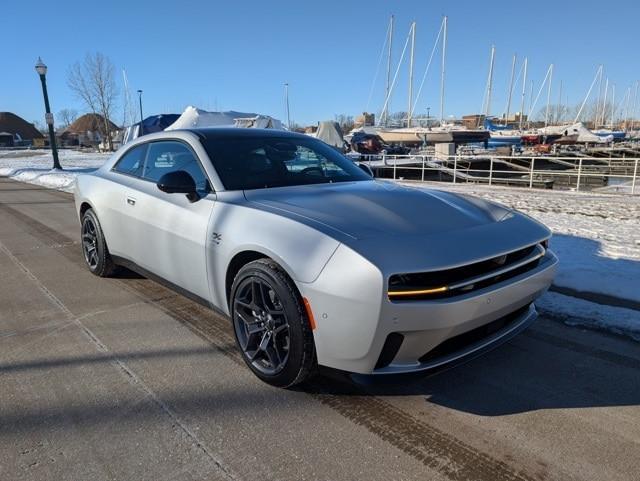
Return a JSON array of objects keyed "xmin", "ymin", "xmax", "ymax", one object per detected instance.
[{"xmin": 1, "ymin": 177, "xmax": 639, "ymax": 481}]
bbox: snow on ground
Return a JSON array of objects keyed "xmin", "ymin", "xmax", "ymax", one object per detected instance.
[
  {"xmin": 0, "ymin": 149, "xmax": 110, "ymax": 192},
  {"xmin": 1, "ymin": 149, "xmax": 637, "ymax": 339},
  {"xmin": 404, "ymin": 181, "xmax": 640, "ymax": 340},
  {"xmin": 537, "ymin": 292, "xmax": 640, "ymax": 341}
]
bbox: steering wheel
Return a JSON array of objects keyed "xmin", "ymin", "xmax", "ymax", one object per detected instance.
[{"xmin": 300, "ymin": 166, "xmax": 325, "ymax": 177}]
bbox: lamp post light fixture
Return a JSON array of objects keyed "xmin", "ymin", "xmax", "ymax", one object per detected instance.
[
  {"xmin": 137, "ymin": 89, "xmax": 144, "ymax": 136},
  {"xmin": 35, "ymin": 57, "xmax": 61, "ymax": 170}
]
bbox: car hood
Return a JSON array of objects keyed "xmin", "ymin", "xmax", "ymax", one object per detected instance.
[{"xmin": 243, "ymin": 180, "xmax": 514, "ymax": 240}]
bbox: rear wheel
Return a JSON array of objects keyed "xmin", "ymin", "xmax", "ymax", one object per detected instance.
[
  {"xmin": 81, "ymin": 209, "xmax": 117, "ymax": 277},
  {"xmin": 230, "ymin": 259, "xmax": 316, "ymax": 387}
]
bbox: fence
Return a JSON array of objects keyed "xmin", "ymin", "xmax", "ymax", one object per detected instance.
[{"xmin": 355, "ymin": 153, "xmax": 639, "ymax": 195}]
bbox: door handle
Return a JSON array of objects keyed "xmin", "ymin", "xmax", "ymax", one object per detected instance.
[{"xmin": 126, "ymin": 196, "xmax": 136, "ymax": 206}]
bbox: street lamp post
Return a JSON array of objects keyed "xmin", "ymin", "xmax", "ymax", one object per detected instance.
[
  {"xmin": 35, "ymin": 57, "xmax": 61, "ymax": 170},
  {"xmin": 284, "ymin": 83, "xmax": 291, "ymax": 130},
  {"xmin": 137, "ymin": 90, "xmax": 144, "ymax": 136},
  {"xmin": 427, "ymin": 107, "xmax": 431, "ymax": 127}
]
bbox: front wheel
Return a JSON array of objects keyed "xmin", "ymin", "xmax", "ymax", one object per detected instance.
[{"xmin": 230, "ymin": 259, "xmax": 316, "ymax": 387}]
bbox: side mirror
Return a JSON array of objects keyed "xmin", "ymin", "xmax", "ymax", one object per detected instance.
[
  {"xmin": 157, "ymin": 170, "xmax": 198, "ymax": 201},
  {"xmin": 358, "ymin": 163, "xmax": 374, "ymax": 177}
]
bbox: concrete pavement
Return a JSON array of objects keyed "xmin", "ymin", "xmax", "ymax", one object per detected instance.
[{"xmin": 1, "ymin": 177, "xmax": 639, "ymax": 481}]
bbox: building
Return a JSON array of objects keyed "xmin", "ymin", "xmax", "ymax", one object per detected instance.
[
  {"xmin": 462, "ymin": 114, "xmax": 486, "ymax": 129},
  {"xmin": 0, "ymin": 112, "xmax": 44, "ymax": 145},
  {"xmin": 355, "ymin": 112, "xmax": 375, "ymax": 128},
  {"xmin": 60, "ymin": 113, "xmax": 120, "ymax": 147}
]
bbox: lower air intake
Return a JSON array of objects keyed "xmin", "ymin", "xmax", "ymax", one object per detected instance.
[
  {"xmin": 375, "ymin": 333, "xmax": 404, "ymax": 369},
  {"xmin": 419, "ymin": 304, "xmax": 531, "ymax": 364}
]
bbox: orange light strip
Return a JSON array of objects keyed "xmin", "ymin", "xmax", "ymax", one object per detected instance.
[
  {"xmin": 302, "ymin": 297, "xmax": 317, "ymax": 330},
  {"xmin": 388, "ymin": 286, "xmax": 449, "ymax": 297}
]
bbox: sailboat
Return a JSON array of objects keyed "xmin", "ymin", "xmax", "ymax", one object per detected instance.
[{"xmin": 372, "ymin": 16, "xmax": 488, "ymax": 146}]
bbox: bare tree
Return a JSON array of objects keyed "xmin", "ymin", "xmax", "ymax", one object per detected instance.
[
  {"xmin": 334, "ymin": 114, "xmax": 354, "ymax": 133},
  {"xmin": 57, "ymin": 108, "xmax": 78, "ymax": 129},
  {"xmin": 536, "ymin": 104, "xmax": 573, "ymax": 125},
  {"xmin": 67, "ymin": 52, "xmax": 118, "ymax": 150},
  {"xmin": 32, "ymin": 120, "xmax": 47, "ymax": 134}
]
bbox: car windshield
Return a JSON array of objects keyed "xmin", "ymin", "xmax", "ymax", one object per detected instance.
[{"xmin": 200, "ymin": 135, "xmax": 371, "ymax": 190}]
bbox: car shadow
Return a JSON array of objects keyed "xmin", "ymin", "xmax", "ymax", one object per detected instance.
[
  {"xmin": 300, "ymin": 317, "xmax": 640, "ymax": 416},
  {"xmin": 116, "ymin": 266, "xmax": 145, "ymax": 279}
]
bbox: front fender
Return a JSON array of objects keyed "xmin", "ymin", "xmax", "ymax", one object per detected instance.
[{"xmin": 207, "ymin": 202, "xmax": 340, "ymax": 314}]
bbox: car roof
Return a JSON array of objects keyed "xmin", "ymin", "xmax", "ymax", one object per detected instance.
[{"xmin": 187, "ymin": 128, "xmax": 309, "ymax": 141}]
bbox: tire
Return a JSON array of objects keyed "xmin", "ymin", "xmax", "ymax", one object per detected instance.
[
  {"xmin": 80, "ymin": 208, "xmax": 117, "ymax": 277},
  {"xmin": 230, "ymin": 258, "xmax": 316, "ymax": 387}
]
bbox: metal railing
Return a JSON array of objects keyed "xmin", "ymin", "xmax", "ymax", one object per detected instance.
[{"xmin": 353, "ymin": 153, "xmax": 639, "ymax": 195}]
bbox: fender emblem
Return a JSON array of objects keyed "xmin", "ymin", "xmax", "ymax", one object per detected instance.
[{"xmin": 211, "ymin": 232, "xmax": 222, "ymax": 245}]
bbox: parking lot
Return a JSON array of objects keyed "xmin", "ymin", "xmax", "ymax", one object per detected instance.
[{"xmin": 1, "ymin": 177, "xmax": 639, "ymax": 481}]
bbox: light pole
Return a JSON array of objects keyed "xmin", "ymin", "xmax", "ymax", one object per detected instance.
[
  {"xmin": 284, "ymin": 83, "xmax": 291, "ymax": 130},
  {"xmin": 427, "ymin": 107, "xmax": 431, "ymax": 127},
  {"xmin": 137, "ymin": 90, "xmax": 144, "ymax": 136},
  {"xmin": 35, "ymin": 57, "xmax": 61, "ymax": 170}
]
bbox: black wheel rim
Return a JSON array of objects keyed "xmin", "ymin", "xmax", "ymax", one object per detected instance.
[
  {"xmin": 81, "ymin": 216, "xmax": 99, "ymax": 269},
  {"xmin": 233, "ymin": 277, "xmax": 290, "ymax": 375}
]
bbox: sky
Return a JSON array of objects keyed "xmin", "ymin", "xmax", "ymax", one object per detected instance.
[{"xmin": 2, "ymin": 0, "xmax": 639, "ymax": 127}]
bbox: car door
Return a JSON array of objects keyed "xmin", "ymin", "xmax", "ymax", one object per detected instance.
[
  {"xmin": 103, "ymin": 142, "xmax": 149, "ymax": 258},
  {"xmin": 130, "ymin": 139, "xmax": 215, "ymax": 300}
]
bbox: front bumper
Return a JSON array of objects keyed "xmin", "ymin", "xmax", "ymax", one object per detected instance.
[{"xmin": 300, "ymin": 245, "xmax": 558, "ymax": 375}]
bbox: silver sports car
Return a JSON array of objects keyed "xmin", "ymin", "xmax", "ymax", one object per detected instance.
[{"xmin": 74, "ymin": 129, "xmax": 557, "ymax": 387}]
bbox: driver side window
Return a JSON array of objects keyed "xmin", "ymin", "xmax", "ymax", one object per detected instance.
[{"xmin": 142, "ymin": 141, "xmax": 211, "ymax": 195}]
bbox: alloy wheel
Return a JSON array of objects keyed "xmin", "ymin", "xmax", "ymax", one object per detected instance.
[
  {"xmin": 82, "ymin": 216, "xmax": 99, "ymax": 269},
  {"xmin": 233, "ymin": 277, "xmax": 291, "ymax": 375}
]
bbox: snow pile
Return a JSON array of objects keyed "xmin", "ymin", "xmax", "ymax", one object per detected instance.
[
  {"xmin": 594, "ymin": 181, "xmax": 638, "ymax": 195},
  {"xmin": 537, "ymin": 292, "xmax": 640, "ymax": 341},
  {"xmin": 0, "ymin": 149, "xmax": 110, "ymax": 192}
]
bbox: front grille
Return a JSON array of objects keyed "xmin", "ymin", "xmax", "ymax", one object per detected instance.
[
  {"xmin": 388, "ymin": 243, "xmax": 545, "ymax": 301},
  {"xmin": 418, "ymin": 304, "xmax": 530, "ymax": 364}
]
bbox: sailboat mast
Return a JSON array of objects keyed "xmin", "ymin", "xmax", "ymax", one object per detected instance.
[
  {"xmin": 544, "ymin": 64, "xmax": 553, "ymax": 128},
  {"xmin": 557, "ymin": 79, "xmax": 563, "ymax": 124},
  {"xmin": 384, "ymin": 15, "xmax": 394, "ymax": 127},
  {"xmin": 439, "ymin": 16, "xmax": 447, "ymax": 124},
  {"xmin": 601, "ymin": 78, "xmax": 609, "ymax": 127},
  {"xmin": 573, "ymin": 64, "xmax": 601, "ymax": 124},
  {"xmin": 505, "ymin": 53, "xmax": 516, "ymax": 126},
  {"xmin": 624, "ymin": 86, "xmax": 631, "ymax": 131},
  {"xmin": 284, "ymin": 83, "xmax": 291, "ymax": 130},
  {"xmin": 484, "ymin": 45, "xmax": 496, "ymax": 117},
  {"xmin": 632, "ymin": 80, "xmax": 639, "ymax": 131},
  {"xmin": 519, "ymin": 57, "xmax": 528, "ymax": 130},
  {"xmin": 407, "ymin": 21, "xmax": 416, "ymax": 128},
  {"xmin": 595, "ymin": 69, "xmax": 603, "ymax": 128},
  {"xmin": 122, "ymin": 69, "xmax": 135, "ymax": 127},
  {"xmin": 610, "ymin": 84, "xmax": 615, "ymax": 129}
]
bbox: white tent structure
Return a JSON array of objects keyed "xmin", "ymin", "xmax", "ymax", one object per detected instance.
[
  {"xmin": 165, "ymin": 106, "xmax": 283, "ymax": 131},
  {"xmin": 539, "ymin": 122, "xmax": 613, "ymax": 143},
  {"xmin": 315, "ymin": 121, "xmax": 346, "ymax": 150}
]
